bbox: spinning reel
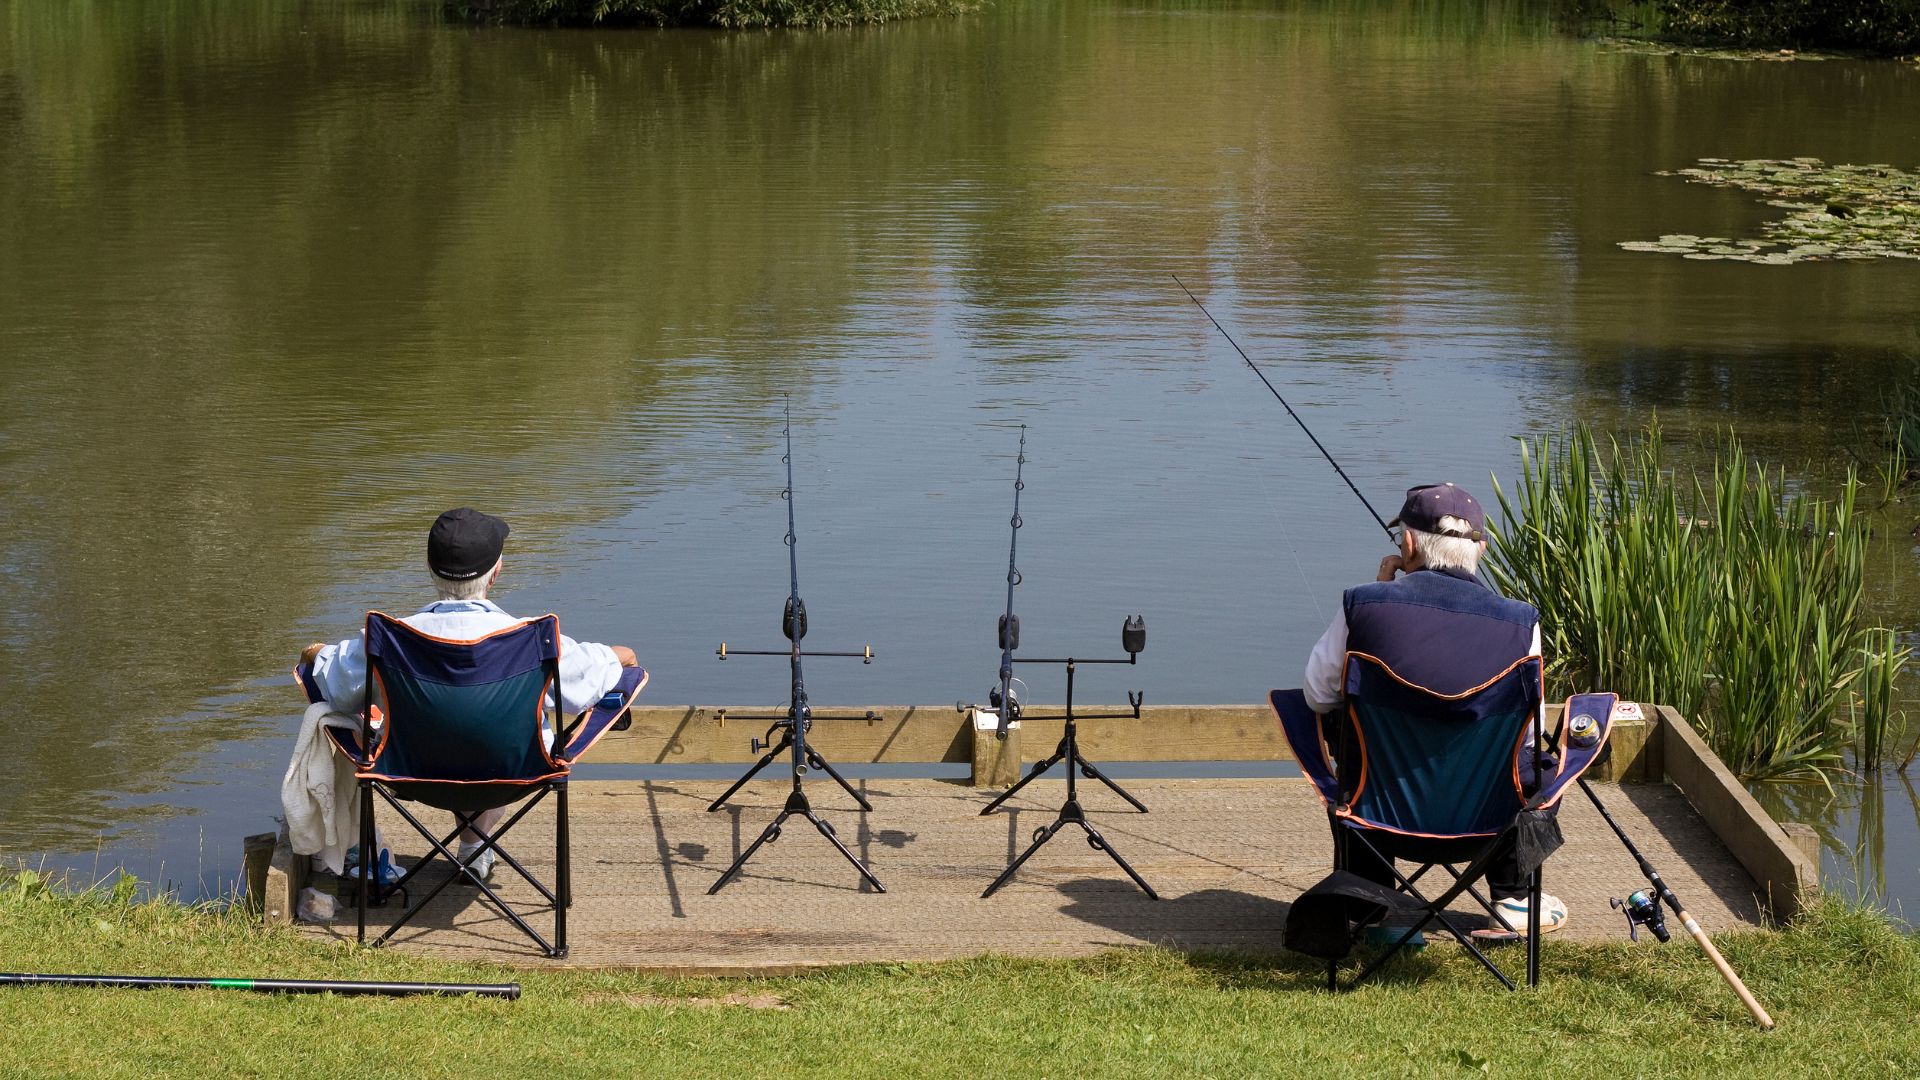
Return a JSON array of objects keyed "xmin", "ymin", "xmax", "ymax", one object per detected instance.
[{"xmin": 1611, "ymin": 889, "xmax": 1672, "ymax": 943}]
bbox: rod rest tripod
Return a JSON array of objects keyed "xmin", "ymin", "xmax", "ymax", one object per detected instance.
[
  {"xmin": 707, "ymin": 400, "xmax": 885, "ymax": 896},
  {"xmin": 705, "ymin": 699, "xmax": 881, "ymax": 813},
  {"xmin": 966, "ymin": 618, "xmax": 1158, "ymax": 900}
]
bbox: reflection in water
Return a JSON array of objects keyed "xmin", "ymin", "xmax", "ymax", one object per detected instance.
[
  {"xmin": 3, "ymin": 0, "xmax": 1920, "ymax": 906},
  {"xmin": 1755, "ymin": 765, "xmax": 1920, "ymax": 926}
]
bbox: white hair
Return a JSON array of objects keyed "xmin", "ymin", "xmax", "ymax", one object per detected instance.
[
  {"xmin": 430, "ymin": 559, "xmax": 500, "ymax": 601},
  {"xmin": 1409, "ymin": 516, "xmax": 1483, "ymax": 573}
]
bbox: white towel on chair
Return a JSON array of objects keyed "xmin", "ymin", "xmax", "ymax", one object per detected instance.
[{"xmin": 281, "ymin": 701, "xmax": 363, "ymax": 875}]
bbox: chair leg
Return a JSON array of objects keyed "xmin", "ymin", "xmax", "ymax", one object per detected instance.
[
  {"xmin": 555, "ymin": 782, "xmax": 570, "ymax": 959},
  {"xmin": 369, "ymin": 790, "xmax": 557, "ymax": 955},
  {"xmin": 357, "ymin": 778, "xmax": 372, "ymax": 946},
  {"xmin": 1527, "ymin": 869, "xmax": 1542, "ymax": 988}
]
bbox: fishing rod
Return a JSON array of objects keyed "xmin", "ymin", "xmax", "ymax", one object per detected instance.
[
  {"xmin": 707, "ymin": 399, "xmax": 886, "ymax": 895},
  {"xmin": 1171, "ymin": 274, "xmax": 1393, "ymax": 539},
  {"xmin": 1175, "ymin": 277, "xmax": 1774, "ymax": 1027},
  {"xmin": 959, "ymin": 426, "xmax": 1157, "ymax": 899},
  {"xmin": 1585, "ymin": 783, "xmax": 1774, "ymax": 1028},
  {"xmin": 989, "ymin": 425, "xmax": 1028, "ymax": 740},
  {"xmin": 0, "ymin": 972, "xmax": 518, "ymax": 998}
]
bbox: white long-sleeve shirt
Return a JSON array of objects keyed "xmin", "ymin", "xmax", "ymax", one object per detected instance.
[{"xmin": 308, "ymin": 597, "xmax": 624, "ymax": 716}]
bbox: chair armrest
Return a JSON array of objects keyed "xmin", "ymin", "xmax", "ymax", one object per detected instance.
[
  {"xmin": 559, "ymin": 667, "xmax": 649, "ymax": 763},
  {"xmin": 1526, "ymin": 691, "xmax": 1618, "ymax": 810},
  {"xmin": 293, "ymin": 663, "xmax": 325, "ymax": 705},
  {"xmin": 1271, "ymin": 689, "xmax": 1344, "ymax": 807}
]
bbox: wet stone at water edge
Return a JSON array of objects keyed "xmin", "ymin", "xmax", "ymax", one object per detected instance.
[{"xmin": 1620, "ymin": 158, "xmax": 1920, "ymax": 264}]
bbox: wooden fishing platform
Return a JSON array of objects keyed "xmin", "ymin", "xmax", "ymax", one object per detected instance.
[{"xmin": 265, "ymin": 704, "xmax": 1819, "ymax": 972}]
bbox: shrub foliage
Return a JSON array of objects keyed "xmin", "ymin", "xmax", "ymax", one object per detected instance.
[
  {"xmin": 450, "ymin": 0, "xmax": 980, "ymax": 28},
  {"xmin": 1654, "ymin": 0, "xmax": 1920, "ymax": 54}
]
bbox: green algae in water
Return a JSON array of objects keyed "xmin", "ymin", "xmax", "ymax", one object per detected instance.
[{"xmin": 1621, "ymin": 158, "xmax": 1920, "ymax": 264}]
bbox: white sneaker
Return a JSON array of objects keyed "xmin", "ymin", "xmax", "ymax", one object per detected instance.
[
  {"xmin": 455, "ymin": 843, "xmax": 496, "ymax": 883},
  {"xmin": 1490, "ymin": 893, "xmax": 1568, "ymax": 935}
]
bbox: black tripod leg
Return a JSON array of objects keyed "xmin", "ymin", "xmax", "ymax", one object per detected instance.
[
  {"xmin": 1076, "ymin": 755, "xmax": 1149, "ymax": 813},
  {"xmin": 708, "ymin": 733, "xmax": 792, "ymax": 812},
  {"xmin": 804, "ymin": 812, "xmax": 886, "ymax": 893},
  {"xmin": 805, "ymin": 750, "xmax": 873, "ymax": 812},
  {"xmin": 1078, "ymin": 820, "xmax": 1160, "ymax": 900},
  {"xmin": 980, "ymin": 747, "xmax": 1067, "ymax": 816},
  {"xmin": 707, "ymin": 811, "xmax": 790, "ymax": 894},
  {"xmin": 982, "ymin": 818, "xmax": 1066, "ymax": 898}
]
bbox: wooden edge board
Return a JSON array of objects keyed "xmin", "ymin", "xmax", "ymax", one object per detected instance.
[{"xmin": 1656, "ymin": 705, "xmax": 1819, "ymax": 920}]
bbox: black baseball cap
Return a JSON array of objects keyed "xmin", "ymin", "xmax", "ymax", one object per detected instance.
[
  {"xmin": 1388, "ymin": 483, "xmax": 1486, "ymax": 542},
  {"xmin": 427, "ymin": 508, "xmax": 510, "ymax": 580}
]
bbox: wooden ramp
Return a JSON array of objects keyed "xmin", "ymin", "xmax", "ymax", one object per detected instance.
[{"xmin": 296, "ymin": 777, "xmax": 1769, "ymax": 971}]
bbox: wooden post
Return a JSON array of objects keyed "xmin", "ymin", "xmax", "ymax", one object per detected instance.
[
  {"xmin": 241, "ymin": 832, "xmax": 277, "ymax": 916},
  {"xmin": 1780, "ymin": 822, "xmax": 1822, "ymax": 867},
  {"xmin": 970, "ymin": 709, "xmax": 1021, "ymax": 787},
  {"xmin": 262, "ymin": 830, "xmax": 309, "ymax": 926},
  {"xmin": 1603, "ymin": 705, "xmax": 1664, "ymax": 782}
]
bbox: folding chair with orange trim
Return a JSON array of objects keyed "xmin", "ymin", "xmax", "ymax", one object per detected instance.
[
  {"xmin": 1270, "ymin": 651, "xmax": 1614, "ymax": 991},
  {"xmin": 297, "ymin": 611, "xmax": 647, "ymax": 958}
]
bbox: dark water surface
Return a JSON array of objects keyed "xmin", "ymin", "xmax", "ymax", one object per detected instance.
[{"xmin": 4, "ymin": 0, "xmax": 1919, "ymax": 907}]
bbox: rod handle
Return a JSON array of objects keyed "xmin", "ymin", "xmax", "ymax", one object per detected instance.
[{"xmin": 1677, "ymin": 908, "xmax": 1774, "ymax": 1029}]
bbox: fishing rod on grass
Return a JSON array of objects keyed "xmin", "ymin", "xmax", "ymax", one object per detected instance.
[
  {"xmin": 1587, "ymin": 776, "xmax": 1775, "ymax": 1028},
  {"xmin": 707, "ymin": 398, "xmax": 886, "ymax": 895},
  {"xmin": 1173, "ymin": 274, "xmax": 1775, "ymax": 1029},
  {"xmin": 0, "ymin": 972, "xmax": 518, "ymax": 998}
]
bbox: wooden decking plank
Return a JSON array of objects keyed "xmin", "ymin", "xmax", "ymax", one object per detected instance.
[{"xmin": 298, "ymin": 778, "xmax": 1765, "ymax": 969}]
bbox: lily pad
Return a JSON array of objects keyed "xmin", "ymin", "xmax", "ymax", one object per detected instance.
[
  {"xmin": 1594, "ymin": 37, "xmax": 1835, "ymax": 61},
  {"xmin": 1620, "ymin": 157, "xmax": 1920, "ymax": 264}
]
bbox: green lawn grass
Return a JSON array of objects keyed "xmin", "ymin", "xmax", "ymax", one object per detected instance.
[{"xmin": 1, "ymin": 872, "xmax": 1915, "ymax": 1078}]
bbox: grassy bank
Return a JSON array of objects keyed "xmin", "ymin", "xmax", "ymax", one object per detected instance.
[
  {"xmin": 449, "ymin": 0, "xmax": 981, "ymax": 29},
  {"xmin": 2, "ymin": 874, "xmax": 1918, "ymax": 1077}
]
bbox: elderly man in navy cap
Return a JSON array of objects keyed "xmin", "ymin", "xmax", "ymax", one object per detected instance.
[
  {"xmin": 299, "ymin": 508, "xmax": 639, "ymax": 881},
  {"xmin": 1301, "ymin": 483, "xmax": 1565, "ymax": 935}
]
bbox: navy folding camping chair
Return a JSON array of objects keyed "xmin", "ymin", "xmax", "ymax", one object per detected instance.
[
  {"xmin": 298, "ymin": 612, "xmax": 647, "ymax": 958},
  {"xmin": 1270, "ymin": 652, "xmax": 1614, "ymax": 991}
]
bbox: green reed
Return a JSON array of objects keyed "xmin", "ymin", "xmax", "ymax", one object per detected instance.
[{"xmin": 1487, "ymin": 425, "xmax": 1906, "ymax": 782}]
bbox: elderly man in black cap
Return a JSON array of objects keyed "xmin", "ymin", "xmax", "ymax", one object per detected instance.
[
  {"xmin": 1301, "ymin": 483, "xmax": 1564, "ymax": 935},
  {"xmin": 299, "ymin": 508, "xmax": 639, "ymax": 880}
]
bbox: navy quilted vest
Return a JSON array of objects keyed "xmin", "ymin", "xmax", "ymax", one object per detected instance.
[{"xmin": 1341, "ymin": 567, "xmax": 1538, "ymax": 694}]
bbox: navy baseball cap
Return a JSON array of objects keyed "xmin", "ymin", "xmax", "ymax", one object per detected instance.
[
  {"xmin": 427, "ymin": 508, "xmax": 510, "ymax": 580},
  {"xmin": 1388, "ymin": 483, "xmax": 1486, "ymax": 542}
]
